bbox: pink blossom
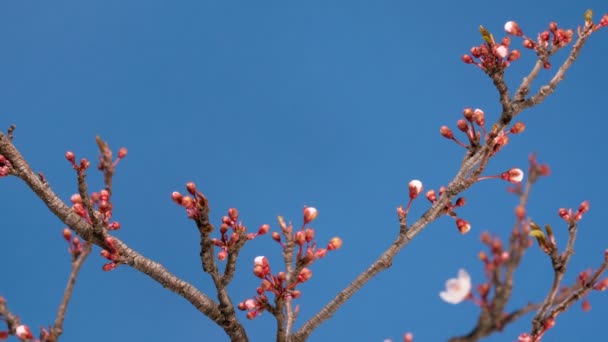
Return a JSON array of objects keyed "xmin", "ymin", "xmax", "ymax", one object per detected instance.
[{"xmin": 439, "ymin": 269, "xmax": 471, "ymax": 304}]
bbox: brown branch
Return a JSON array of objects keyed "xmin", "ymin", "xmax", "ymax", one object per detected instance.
[
  {"xmin": 530, "ymin": 219, "xmax": 578, "ymax": 335},
  {"xmin": 0, "ymin": 133, "xmax": 249, "ymax": 342},
  {"xmin": 448, "ymin": 164, "xmax": 539, "ymax": 342},
  {"xmin": 0, "ymin": 297, "xmax": 22, "ymax": 339},
  {"xmin": 547, "ymin": 259, "xmax": 608, "ymax": 319},
  {"xmin": 48, "ymin": 243, "xmax": 93, "ymax": 342},
  {"xmin": 517, "ymin": 29, "xmax": 592, "ymax": 111}
]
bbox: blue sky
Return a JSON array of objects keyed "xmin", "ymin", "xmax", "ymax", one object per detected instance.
[{"xmin": 1, "ymin": 1, "xmax": 607, "ymax": 341}]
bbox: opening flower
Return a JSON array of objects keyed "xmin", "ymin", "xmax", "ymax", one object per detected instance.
[{"xmin": 439, "ymin": 269, "xmax": 471, "ymax": 304}]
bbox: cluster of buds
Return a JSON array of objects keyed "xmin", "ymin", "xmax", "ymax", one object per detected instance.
[
  {"xmin": 240, "ymin": 207, "xmax": 342, "ymax": 319},
  {"xmin": 97, "ymin": 146, "xmax": 127, "ymax": 172},
  {"xmin": 527, "ymin": 154, "xmax": 551, "ymax": 183},
  {"xmin": 440, "ymin": 107, "xmax": 526, "ymax": 153},
  {"xmin": 62, "ymin": 228, "xmax": 83, "ymax": 258},
  {"xmin": 210, "ymin": 207, "xmax": 269, "ymax": 260},
  {"xmin": 479, "ymin": 232, "xmax": 512, "ymax": 278},
  {"xmin": 65, "ymin": 151, "xmax": 91, "ymax": 175},
  {"xmin": 0, "ymin": 325, "xmax": 34, "ymax": 341},
  {"xmin": 578, "ymin": 268, "xmax": 608, "ymax": 294},
  {"xmin": 461, "ymin": 24, "xmax": 522, "ymax": 73},
  {"xmin": 272, "ymin": 207, "xmax": 342, "ymax": 266},
  {"xmin": 417, "ymin": 184, "xmax": 470, "ymax": 234},
  {"xmin": 558, "ymin": 200, "xmax": 590, "ymax": 223},
  {"xmin": 397, "ymin": 180, "xmax": 426, "ymax": 226},
  {"xmin": 0, "ymin": 155, "xmax": 11, "ymax": 177},
  {"xmin": 171, "ymin": 182, "xmax": 208, "ymax": 220},
  {"xmin": 517, "ymin": 317, "xmax": 556, "ymax": 342},
  {"xmin": 69, "ymin": 190, "xmax": 119, "ymax": 229},
  {"xmin": 100, "ymin": 237, "xmax": 120, "ymax": 271},
  {"xmin": 238, "ymin": 256, "xmax": 313, "ymax": 319}
]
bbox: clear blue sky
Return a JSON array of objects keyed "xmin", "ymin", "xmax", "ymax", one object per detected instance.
[{"xmin": 1, "ymin": 1, "xmax": 606, "ymax": 341}]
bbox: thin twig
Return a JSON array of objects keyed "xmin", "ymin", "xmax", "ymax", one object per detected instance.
[{"xmin": 48, "ymin": 243, "xmax": 93, "ymax": 342}]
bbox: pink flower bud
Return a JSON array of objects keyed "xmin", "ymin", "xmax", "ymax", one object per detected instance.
[
  {"xmin": 501, "ymin": 168, "xmax": 524, "ymax": 184},
  {"xmin": 15, "ymin": 325, "xmax": 33, "ymax": 339},
  {"xmin": 62, "ymin": 228, "xmax": 72, "ymax": 241},
  {"xmin": 549, "ymin": 22, "xmax": 558, "ymax": 32},
  {"xmin": 79, "ymin": 158, "xmax": 90, "ymax": 169},
  {"xmin": 493, "ymin": 45, "xmax": 508, "ymax": 59},
  {"xmin": 440, "ymin": 126, "xmax": 454, "ymax": 139},
  {"xmin": 294, "ymin": 231, "xmax": 306, "ymax": 245},
  {"xmin": 108, "ymin": 221, "xmax": 121, "ymax": 230},
  {"xmin": 455, "ymin": 197, "xmax": 466, "ymax": 207},
  {"xmin": 218, "ymin": 250, "xmax": 227, "ymax": 261},
  {"xmin": 254, "ymin": 256, "xmax": 267, "ymax": 267},
  {"xmin": 315, "ymin": 248, "xmax": 328, "ymax": 258},
  {"xmin": 473, "ymin": 109, "xmax": 485, "ymax": 126},
  {"xmin": 117, "ymin": 147, "xmax": 128, "ymax": 159},
  {"xmin": 303, "ymin": 207, "xmax": 318, "ymax": 224},
  {"xmin": 408, "ymin": 180, "xmax": 423, "ymax": 199},
  {"xmin": 258, "ymin": 224, "xmax": 270, "ymax": 235},
  {"xmin": 463, "ymin": 107, "xmax": 474, "ymax": 121},
  {"xmin": 558, "ymin": 208, "xmax": 570, "ymax": 221},
  {"xmin": 186, "ymin": 182, "xmax": 197, "ymax": 195},
  {"xmin": 65, "ymin": 151, "xmax": 75, "ymax": 163},
  {"xmin": 578, "ymin": 200, "xmax": 590, "ymax": 214},
  {"xmin": 426, "ymin": 189, "xmax": 437, "ymax": 203},
  {"xmin": 461, "ymin": 54, "xmax": 474, "ymax": 64},
  {"xmin": 595, "ymin": 278, "xmax": 608, "ymax": 291},
  {"xmin": 510, "ymin": 122, "xmax": 526, "ymax": 134},
  {"xmin": 181, "ymin": 196, "xmax": 194, "ymax": 208},
  {"xmin": 304, "ymin": 228, "xmax": 315, "ymax": 242},
  {"xmin": 298, "ymin": 268, "xmax": 313, "ymax": 282},
  {"xmin": 507, "ymin": 49, "xmax": 521, "ymax": 62},
  {"xmin": 582, "ymin": 298, "xmax": 591, "ymax": 312},
  {"xmin": 328, "ymin": 237, "xmax": 343, "ymax": 250},
  {"xmin": 515, "ymin": 205, "xmax": 526, "ymax": 221},
  {"xmin": 456, "ymin": 119, "xmax": 468, "ymax": 132},
  {"xmin": 103, "ymin": 262, "xmax": 118, "ymax": 271},
  {"xmin": 523, "ymin": 39, "xmax": 536, "ymax": 49},
  {"xmin": 228, "ymin": 208, "xmax": 239, "ymax": 221},
  {"xmin": 171, "ymin": 191, "xmax": 183, "ymax": 204},
  {"xmin": 518, "ymin": 333, "xmax": 533, "ymax": 342},
  {"xmin": 404, "ymin": 333, "xmax": 413, "ymax": 342},
  {"xmin": 470, "ymin": 46, "xmax": 481, "ymax": 58},
  {"xmin": 456, "ymin": 219, "xmax": 471, "ymax": 234},
  {"xmin": 504, "ymin": 21, "xmax": 523, "ymax": 36},
  {"xmin": 271, "ymin": 231, "xmax": 281, "ymax": 242}
]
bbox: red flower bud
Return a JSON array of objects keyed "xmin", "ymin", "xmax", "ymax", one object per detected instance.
[
  {"xmin": 62, "ymin": 228, "xmax": 72, "ymax": 241},
  {"xmin": 461, "ymin": 54, "xmax": 474, "ymax": 64},
  {"xmin": 228, "ymin": 208, "xmax": 239, "ymax": 221},
  {"xmin": 440, "ymin": 126, "xmax": 454, "ymax": 139},
  {"xmin": 186, "ymin": 182, "xmax": 197, "ymax": 195},
  {"xmin": 510, "ymin": 122, "xmax": 526, "ymax": 134},
  {"xmin": 117, "ymin": 147, "xmax": 128, "ymax": 159},
  {"xmin": 463, "ymin": 107, "xmax": 474, "ymax": 121},
  {"xmin": 258, "ymin": 224, "xmax": 270, "ymax": 235},
  {"xmin": 171, "ymin": 191, "xmax": 183, "ymax": 204},
  {"xmin": 297, "ymin": 268, "xmax": 313, "ymax": 282},
  {"xmin": 328, "ymin": 237, "xmax": 343, "ymax": 250},
  {"xmin": 523, "ymin": 39, "xmax": 536, "ymax": 49}
]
